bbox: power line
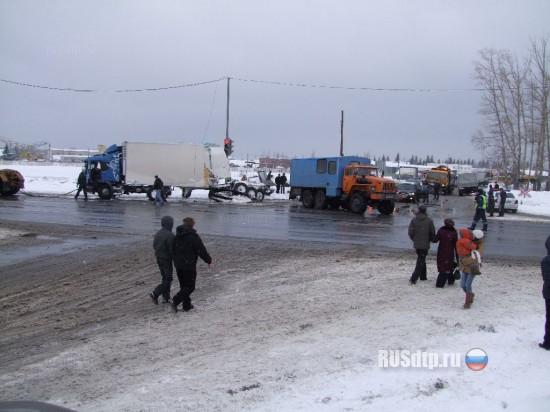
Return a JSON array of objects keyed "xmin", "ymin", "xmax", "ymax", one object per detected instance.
[
  {"xmin": 232, "ymin": 77, "xmax": 490, "ymax": 92},
  {"xmin": 0, "ymin": 75, "xmax": 538, "ymax": 93}
]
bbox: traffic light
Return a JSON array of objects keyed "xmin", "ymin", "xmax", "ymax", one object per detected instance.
[{"xmin": 224, "ymin": 137, "xmax": 233, "ymax": 157}]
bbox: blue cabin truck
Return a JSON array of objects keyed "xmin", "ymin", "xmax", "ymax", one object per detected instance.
[{"xmin": 289, "ymin": 156, "xmax": 397, "ymax": 214}]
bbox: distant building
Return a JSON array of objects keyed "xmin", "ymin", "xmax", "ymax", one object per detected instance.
[
  {"xmin": 50, "ymin": 147, "xmax": 102, "ymax": 162},
  {"xmin": 259, "ymin": 157, "xmax": 291, "ymax": 170}
]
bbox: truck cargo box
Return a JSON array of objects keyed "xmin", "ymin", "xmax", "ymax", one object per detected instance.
[{"xmin": 123, "ymin": 142, "xmax": 229, "ymax": 188}]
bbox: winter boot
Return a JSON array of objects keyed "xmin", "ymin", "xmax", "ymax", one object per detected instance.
[
  {"xmin": 463, "ymin": 293, "xmax": 472, "ymax": 309},
  {"xmin": 149, "ymin": 292, "xmax": 158, "ymax": 305},
  {"xmin": 470, "ymin": 293, "xmax": 475, "ymax": 305}
]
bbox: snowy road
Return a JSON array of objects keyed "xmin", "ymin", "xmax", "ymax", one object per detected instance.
[{"xmin": 1, "ymin": 194, "xmax": 549, "ymax": 258}]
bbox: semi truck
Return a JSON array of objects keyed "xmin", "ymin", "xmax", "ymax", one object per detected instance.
[
  {"xmin": 289, "ymin": 156, "xmax": 396, "ymax": 215},
  {"xmin": 82, "ymin": 142, "xmax": 271, "ymax": 201}
]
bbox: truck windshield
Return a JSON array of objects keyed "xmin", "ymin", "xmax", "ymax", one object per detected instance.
[{"xmin": 352, "ymin": 167, "xmax": 378, "ymax": 177}]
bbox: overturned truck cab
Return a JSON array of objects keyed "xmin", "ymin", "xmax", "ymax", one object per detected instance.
[{"xmin": 289, "ymin": 156, "xmax": 396, "ymax": 215}]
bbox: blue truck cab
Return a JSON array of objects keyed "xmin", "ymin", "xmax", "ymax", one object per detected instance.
[
  {"xmin": 83, "ymin": 144, "xmax": 123, "ymax": 199},
  {"xmin": 290, "ymin": 156, "xmax": 396, "ymax": 214}
]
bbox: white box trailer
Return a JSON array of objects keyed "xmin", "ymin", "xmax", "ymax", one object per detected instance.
[{"xmin": 123, "ymin": 142, "xmax": 230, "ymax": 188}]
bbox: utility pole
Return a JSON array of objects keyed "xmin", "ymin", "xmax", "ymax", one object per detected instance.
[
  {"xmin": 225, "ymin": 77, "xmax": 231, "ymax": 139},
  {"xmin": 340, "ymin": 110, "xmax": 344, "ymax": 157}
]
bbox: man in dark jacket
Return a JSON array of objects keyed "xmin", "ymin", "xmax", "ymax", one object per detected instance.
[
  {"xmin": 280, "ymin": 173, "xmax": 288, "ymax": 194},
  {"xmin": 275, "ymin": 174, "xmax": 281, "ymax": 194},
  {"xmin": 153, "ymin": 175, "xmax": 165, "ymax": 205},
  {"xmin": 433, "ymin": 182, "xmax": 441, "ymax": 201},
  {"xmin": 74, "ymin": 170, "xmax": 88, "ymax": 200},
  {"xmin": 171, "ymin": 217, "xmax": 212, "ymax": 312},
  {"xmin": 498, "ymin": 187, "xmax": 507, "ymax": 217},
  {"xmin": 469, "ymin": 189, "xmax": 488, "ymax": 231},
  {"xmin": 540, "ymin": 235, "xmax": 550, "ymax": 350},
  {"xmin": 150, "ymin": 216, "xmax": 175, "ymax": 304},
  {"xmin": 408, "ymin": 205, "xmax": 436, "ymax": 284},
  {"xmin": 487, "ymin": 185, "xmax": 495, "ymax": 217}
]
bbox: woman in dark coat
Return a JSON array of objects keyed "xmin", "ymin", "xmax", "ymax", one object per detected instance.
[{"xmin": 433, "ymin": 218, "xmax": 458, "ymax": 288}]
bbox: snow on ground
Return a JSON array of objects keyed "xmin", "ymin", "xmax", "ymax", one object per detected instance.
[
  {"xmin": 512, "ymin": 190, "xmax": 550, "ymax": 217},
  {"xmin": 0, "ymin": 251, "xmax": 547, "ymax": 411}
]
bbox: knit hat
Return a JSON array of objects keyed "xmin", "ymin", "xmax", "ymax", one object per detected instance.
[{"xmin": 472, "ymin": 229, "xmax": 484, "ymax": 239}]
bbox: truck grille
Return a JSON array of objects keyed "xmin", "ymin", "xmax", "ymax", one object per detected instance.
[{"xmin": 383, "ymin": 183, "xmax": 395, "ymax": 191}]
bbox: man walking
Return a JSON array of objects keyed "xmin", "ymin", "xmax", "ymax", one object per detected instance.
[
  {"xmin": 408, "ymin": 205, "xmax": 436, "ymax": 284},
  {"xmin": 540, "ymin": 235, "xmax": 550, "ymax": 350},
  {"xmin": 469, "ymin": 188, "xmax": 488, "ymax": 231},
  {"xmin": 171, "ymin": 217, "xmax": 212, "ymax": 312},
  {"xmin": 433, "ymin": 182, "xmax": 441, "ymax": 201},
  {"xmin": 150, "ymin": 216, "xmax": 175, "ymax": 304},
  {"xmin": 153, "ymin": 175, "xmax": 164, "ymax": 206},
  {"xmin": 498, "ymin": 187, "xmax": 507, "ymax": 217},
  {"xmin": 74, "ymin": 170, "xmax": 88, "ymax": 201}
]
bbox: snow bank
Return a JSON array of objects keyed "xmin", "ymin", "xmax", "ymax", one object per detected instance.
[{"xmin": 512, "ymin": 190, "xmax": 550, "ymax": 217}]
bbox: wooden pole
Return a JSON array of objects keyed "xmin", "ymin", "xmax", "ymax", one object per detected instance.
[
  {"xmin": 225, "ymin": 77, "xmax": 231, "ymax": 139},
  {"xmin": 340, "ymin": 110, "xmax": 344, "ymax": 156}
]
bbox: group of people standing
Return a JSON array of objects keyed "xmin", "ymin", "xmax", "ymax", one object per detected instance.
[
  {"xmin": 408, "ymin": 205, "xmax": 484, "ymax": 309},
  {"xmin": 150, "ymin": 216, "xmax": 212, "ymax": 313},
  {"xmin": 469, "ymin": 184, "xmax": 509, "ymax": 232},
  {"xmin": 274, "ymin": 173, "xmax": 287, "ymax": 194}
]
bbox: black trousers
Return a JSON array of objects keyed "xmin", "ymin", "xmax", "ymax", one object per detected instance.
[
  {"xmin": 281, "ymin": 185, "xmax": 286, "ymax": 194},
  {"xmin": 433, "ymin": 191, "xmax": 439, "ymax": 200},
  {"xmin": 499, "ymin": 202, "xmax": 506, "ymax": 216},
  {"xmin": 410, "ymin": 249, "xmax": 428, "ymax": 283},
  {"xmin": 153, "ymin": 257, "xmax": 173, "ymax": 301},
  {"xmin": 74, "ymin": 185, "xmax": 87, "ymax": 200},
  {"xmin": 488, "ymin": 201, "xmax": 495, "ymax": 216},
  {"xmin": 276, "ymin": 184, "xmax": 280, "ymax": 194},
  {"xmin": 172, "ymin": 267, "xmax": 197, "ymax": 310},
  {"xmin": 471, "ymin": 209, "xmax": 488, "ymax": 230},
  {"xmin": 544, "ymin": 298, "xmax": 550, "ymax": 346}
]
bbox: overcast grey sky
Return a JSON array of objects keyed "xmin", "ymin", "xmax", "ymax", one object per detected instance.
[{"xmin": 1, "ymin": 0, "xmax": 549, "ymax": 160}]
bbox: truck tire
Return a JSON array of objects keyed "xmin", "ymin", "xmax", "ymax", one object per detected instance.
[
  {"xmin": 314, "ymin": 190, "xmax": 328, "ymax": 209},
  {"xmin": 377, "ymin": 200, "xmax": 395, "ymax": 215},
  {"xmin": 349, "ymin": 193, "xmax": 367, "ymax": 214},
  {"xmin": 97, "ymin": 184, "xmax": 114, "ymax": 200},
  {"xmin": 458, "ymin": 190, "xmax": 464, "ymax": 196},
  {"xmin": 301, "ymin": 189, "xmax": 314, "ymax": 208},
  {"xmin": 255, "ymin": 190, "xmax": 265, "ymax": 202},
  {"xmin": 233, "ymin": 182, "xmax": 247, "ymax": 195},
  {"xmin": 246, "ymin": 187, "xmax": 257, "ymax": 200},
  {"xmin": 146, "ymin": 187, "xmax": 155, "ymax": 201},
  {"xmin": 162, "ymin": 186, "xmax": 172, "ymax": 198}
]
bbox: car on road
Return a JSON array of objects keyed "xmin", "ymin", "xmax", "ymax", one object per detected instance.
[
  {"xmin": 396, "ymin": 182, "xmax": 417, "ymax": 203},
  {"xmin": 496, "ymin": 190, "xmax": 518, "ymax": 213}
]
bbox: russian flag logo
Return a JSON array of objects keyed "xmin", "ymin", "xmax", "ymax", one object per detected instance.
[{"xmin": 465, "ymin": 348, "xmax": 488, "ymax": 371}]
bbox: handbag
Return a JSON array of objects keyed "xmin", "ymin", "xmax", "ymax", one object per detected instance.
[
  {"xmin": 453, "ymin": 267, "xmax": 461, "ymax": 280},
  {"xmin": 470, "ymin": 250, "xmax": 482, "ymax": 275}
]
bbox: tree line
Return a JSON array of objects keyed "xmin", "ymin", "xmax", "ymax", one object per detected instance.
[
  {"xmin": 372, "ymin": 153, "xmax": 490, "ymax": 168},
  {"xmin": 473, "ymin": 37, "xmax": 549, "ymax": 190}
]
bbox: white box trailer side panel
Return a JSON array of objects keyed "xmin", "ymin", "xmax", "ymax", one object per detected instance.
[
  {"xmin": 124, "ymin": 142, "xmax": 208, "ymax": 188},
  {"xmin": 207, "ymin": 146, "xmax": 231, "ymax": 181}
]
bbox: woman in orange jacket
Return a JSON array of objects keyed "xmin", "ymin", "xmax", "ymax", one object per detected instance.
[{"xmin": 456, "ymin": 228, "xmax": 484, "ymax": 308}]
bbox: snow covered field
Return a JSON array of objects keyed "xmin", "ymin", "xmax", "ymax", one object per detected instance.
[
  {"xmin": 511, "ymin": 190, "xmax": 550, "ymax": 217},
  {"xmin": 0, "ymin": 244, "xmax": 547, "ymax": 412}
]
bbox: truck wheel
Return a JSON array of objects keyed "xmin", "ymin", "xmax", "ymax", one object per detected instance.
[
  {"xmin": 314, "ymin": 190, "xmax": 328, "ymax": 209},
  {"xmin": 182, "ymin": 188, "xmax": 193, "ymax": 198},
  {"xmin": 162, "ymin": 187, "xmax": 172, "ymax": 198},
  {"xmin": 246, "ymin": 187, "xmax": 257, "ymax": 200},
  {"xmin": 377, "ymin": 200, "xmax": 395, "ymax": 215},
  {"xmin": 146, "ymin": 187, "xmax": 155, "ymax": 201},
  {"xmin": 256, "ymin": 190, "xmax": 265, "ymax": 202},
  {"xmin": 349, "ymin": 193, "xmax": 367, "ymax": 214},
  {"xmin": 459, "ymin": 190, "xmax": 464, "ymax": 196},
  {"xmin": 97, "ymin": 184, "xmax": 113, "ymax": 200},
  {"xmin": 233, "ymin": 182, "xmax": 247, "ymax": 195},
  {"xmin": 301, "ymin": 189, "xmax": 314, "ymax": 208}
]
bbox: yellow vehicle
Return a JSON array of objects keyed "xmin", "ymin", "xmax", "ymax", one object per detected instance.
[
  {"xmin": 0, "ymin": 169, "xmax": 25, "ymax": 196},
  {"xmin": 425, "ymin": 165, "xmax": 454, "ymax": 195}
]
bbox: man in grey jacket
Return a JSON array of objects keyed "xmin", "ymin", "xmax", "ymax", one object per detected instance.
[
  {"xmin": 408, "ymin": 205, "xmax": 436, "ymax": 284},
  {"xmin": 150, "ymin": 216, "xmax": 175, "ymax": 304}
]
